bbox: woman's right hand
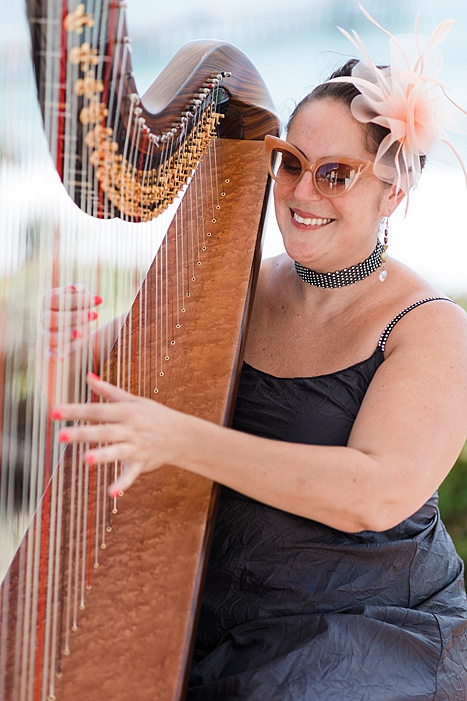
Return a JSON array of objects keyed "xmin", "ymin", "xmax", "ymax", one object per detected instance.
[{"xmin": 41, "ymin": 283, "xmax": 102, "ymax": 360}]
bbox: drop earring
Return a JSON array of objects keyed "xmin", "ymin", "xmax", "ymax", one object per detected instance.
[{"xmin": 379, "ymin": 217, "xmax": 389, "ymax": 282}]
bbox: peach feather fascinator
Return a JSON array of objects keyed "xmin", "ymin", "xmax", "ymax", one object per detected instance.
[{"xmin": 329, "ymin": 5, "xmax": 467, "ymax": 202}]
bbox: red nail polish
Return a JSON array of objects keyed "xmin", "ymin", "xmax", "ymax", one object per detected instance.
[
  {"xmin": 68, "ymin": 284, "xmax": 78, "ymax": 292},
  {"xmin": 85, "ymin": 453, "xmax": 96, "ymax": 465},
  {"xmin": 87, "ymin": 372, "xmax": 101, "ymax": 382},
  {"xmin": 93, "ymin": 295, "xmax": 103, "ymax": 306},
  {"xmin": 59, "ymin": 431, "xmax": 70, "ymax": 442},
  {"xmin": 51, "ymin": 409, "xmax": 62, "ymax": 420},
  {"xmin": 87, "ymin": 311, "xmax": 98, "ymax": 321},
  {"xmin": 72, "ymin": 329, "xmax": 83, "ymax": 339},
  {"xmin": 111, "ymin": 487, "xmax": 120, "ymax": 498}
]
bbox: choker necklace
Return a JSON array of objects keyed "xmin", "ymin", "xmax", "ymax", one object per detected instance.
[{"xmin": 294, "ymin": 240, "xmax": 383, "ymax": 288}]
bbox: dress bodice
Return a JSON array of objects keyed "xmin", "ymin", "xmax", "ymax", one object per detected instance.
[
  {"xmin": 199, "ymin": 297, "xmax": 464, "ymax": 627},
  {"xmin": 189, "ymin": 297, "xmax": 467, "ymax": 701},
  {"xmin": 232, "ymin": 348, "xmax": 384, "ymax": 447}
]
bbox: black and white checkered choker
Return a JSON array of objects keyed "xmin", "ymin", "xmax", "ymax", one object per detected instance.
[{"xmin": 294, "ymin": 241, "xmax": 384, "ymax": 288}]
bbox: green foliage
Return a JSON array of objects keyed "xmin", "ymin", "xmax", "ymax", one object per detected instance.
[
  {"xmin": 439, "ymin": 445, "xmax": 467, "ymax": 573},
  {"xmin": 438, "ymin": 296, "xmax": 467, "ymax": 577}
]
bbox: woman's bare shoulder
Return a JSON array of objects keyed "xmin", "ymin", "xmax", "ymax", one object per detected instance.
[{"xmin": 380, "ymin": 260, "xmax": 467, "ymax": 363}]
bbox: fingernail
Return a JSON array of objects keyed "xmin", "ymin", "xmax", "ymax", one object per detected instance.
[
  {"xmin": 68, "ymin": 284, "xmax": 78, "ymax": 292},
  {"xmin": 110, "ymin": 487, "xmax": 120, "ymax": 499},
  {"xmin": 59, "ymin": 430, "xmax": 70, "ymax": 442},
  {"xmin": 72, "ymin": 329, "xmax": 83, "ymax": 339},
  {"xmin": 87, "ymin": 372, "xmax": 101, "ymax": 382},
  {"xmin": 93, "ymin": 295, "xmax": 103, "ymax": 306},
  {"xmin": 85, "ymin": 453, "xmax": 96, "ymax": 465},
  {"xmin": 87, "ymin": 311, "xmax": 98, "ymax": 321},
  {"xmin": 51, "ymin": 409, "xmax": 62, "ymax": 420}
]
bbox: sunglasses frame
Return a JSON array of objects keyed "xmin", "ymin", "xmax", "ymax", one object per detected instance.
[{"xmin": 264, "ymin": 135, "xmax": 373, "ymax": 198}]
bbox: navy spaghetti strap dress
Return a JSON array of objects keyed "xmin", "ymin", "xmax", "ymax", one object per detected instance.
[{"xmin": 188, "ymin": 298, "xmax": 467, "ymax": 701}]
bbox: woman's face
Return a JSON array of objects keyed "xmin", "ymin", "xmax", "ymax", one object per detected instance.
[{"xmin": 274, "ymin": 98, "xmax": 395, "ymax": 271}]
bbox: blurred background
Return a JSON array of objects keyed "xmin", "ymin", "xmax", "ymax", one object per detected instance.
[{"xmin": 1, "ymin": 0, "xmax": 466, "ymax": 571}]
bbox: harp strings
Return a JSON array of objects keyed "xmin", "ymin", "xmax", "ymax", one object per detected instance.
[{"xmin": 1, "ymin": 1, "xmax": 231, "ymax": 698}]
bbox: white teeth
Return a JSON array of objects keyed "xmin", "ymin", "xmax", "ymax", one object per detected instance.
[{"xmin": 293, "ymin": 213, "xmax": 332, "ymax": 226}]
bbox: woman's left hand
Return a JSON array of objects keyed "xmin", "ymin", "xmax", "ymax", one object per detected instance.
[{"xmin": 52, "ymin": 373, "xmax": 186, "ymax": 496}]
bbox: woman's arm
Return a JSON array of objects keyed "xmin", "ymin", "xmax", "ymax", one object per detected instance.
[{"xmin": 51, "ymin": 300, "xmax": 467, "ymax": 533}]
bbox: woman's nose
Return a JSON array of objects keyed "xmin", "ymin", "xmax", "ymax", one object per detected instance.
[{"xmin": 294, "ymin": 170, "xmax": 322, "ymax": 199}]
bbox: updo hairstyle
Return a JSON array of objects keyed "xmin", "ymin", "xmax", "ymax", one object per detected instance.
[{"xmin": 288, "ymin": 59, "xmax": 426, "ymax": 174}]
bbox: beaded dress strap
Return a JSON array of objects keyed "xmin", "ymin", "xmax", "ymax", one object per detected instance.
[{"xmin": 377, "ymin": 297, "xmax": 455, "ymax": 352}]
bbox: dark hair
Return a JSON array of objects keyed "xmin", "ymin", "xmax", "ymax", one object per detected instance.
[{"xmin": 288, "ymin": 59, "xmax": 426, "ymax": 172}]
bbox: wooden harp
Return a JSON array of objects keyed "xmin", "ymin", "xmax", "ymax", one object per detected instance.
[{"xmin": 0, "ymin": 2, "xmax": 279, "ymax": 700}]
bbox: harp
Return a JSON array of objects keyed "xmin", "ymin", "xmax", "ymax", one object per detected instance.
[{"xmin": 0, "ymin": 2, "xmax": 279, "ymax": 699}]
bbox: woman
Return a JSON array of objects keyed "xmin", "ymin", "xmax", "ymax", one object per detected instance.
[{"xmin": 50, "ymin": 11, "xmax": 467, "ymax": 700}]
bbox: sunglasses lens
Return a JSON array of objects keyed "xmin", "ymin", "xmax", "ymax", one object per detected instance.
[
  {"xmin": 271, "ymin": 148, "xmax": 303, "ymax": 184},
  {"xmin": 315, "ymin": 162, "xmax": 357, "ymax": 195},
  {"xmin": 267, "ymin": 140, "xmax": 365, "ymax": 196}
]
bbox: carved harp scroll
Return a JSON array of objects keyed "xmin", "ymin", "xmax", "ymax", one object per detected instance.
[{"xmin": 0, "ymin": 1, "xmax": 279, "ymax": 700}]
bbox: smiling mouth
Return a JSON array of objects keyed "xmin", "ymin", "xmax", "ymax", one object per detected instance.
[{"xmin": 293, "ymin": 212, "xmax": 334, "ymax": 226}]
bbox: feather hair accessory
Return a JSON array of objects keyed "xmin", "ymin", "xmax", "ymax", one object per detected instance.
[{"xmin": 328, "ymin": 4, "xmax": 467, "ymax": 202}]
